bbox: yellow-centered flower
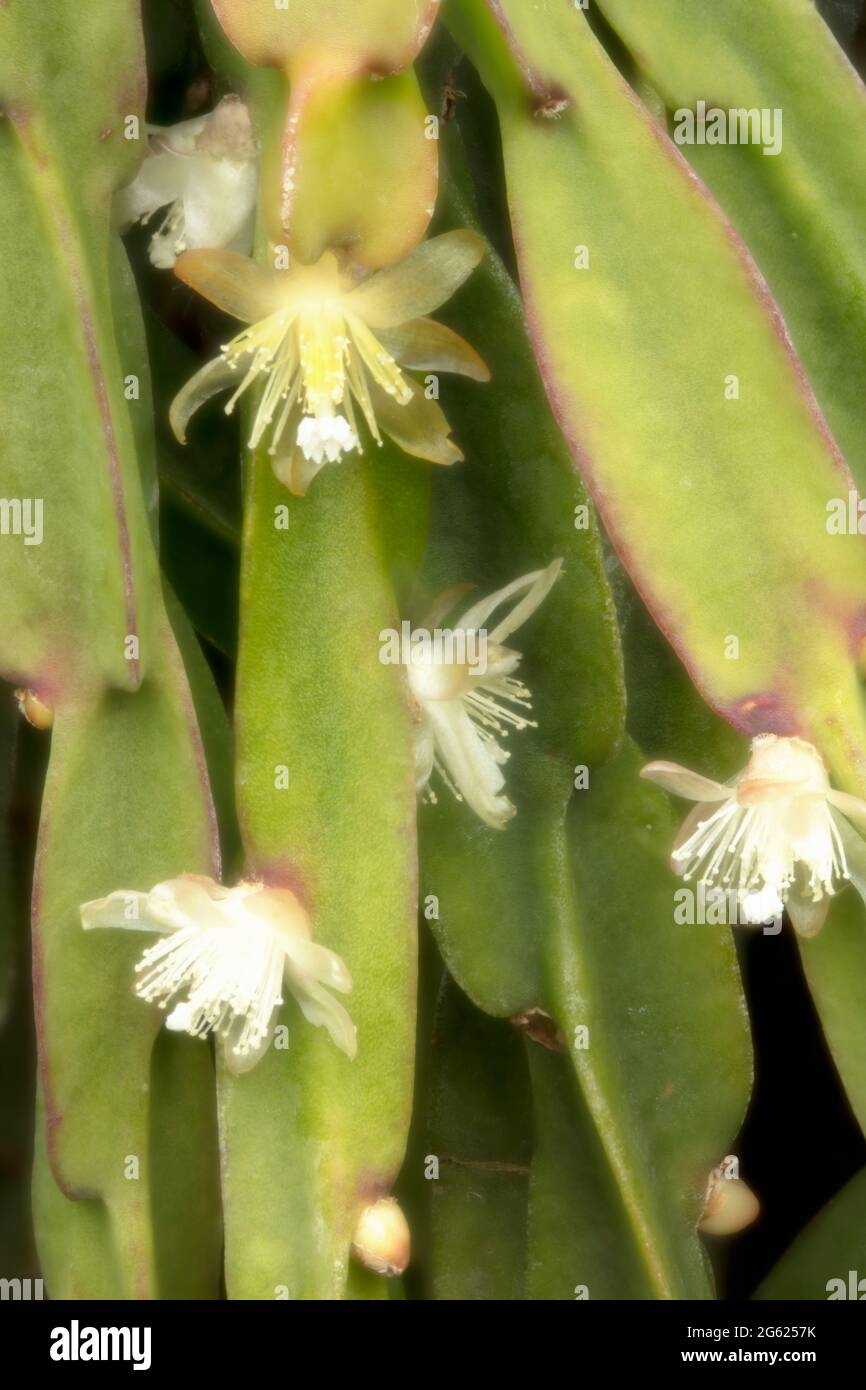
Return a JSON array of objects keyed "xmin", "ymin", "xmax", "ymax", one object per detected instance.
[{"xmin": 170, "ymin": 231, "xmax": 489, "ymax": 494}]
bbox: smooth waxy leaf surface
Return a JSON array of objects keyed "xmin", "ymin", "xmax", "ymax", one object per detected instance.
[
  {"xmin": 427, "ymin": 981, "xmax": 531, "ymax": 1300},
  {"xmin": 798, "ymin": 893, "xmax": 866, "ymax": 1137},
  {"xmin": 755, "ymin": 1166, "xmax": 866, "ymax": 1300}
]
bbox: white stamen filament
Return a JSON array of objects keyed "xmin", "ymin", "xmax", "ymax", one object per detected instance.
[
  {"xmin": 135, "ymin": 919, "xmax": 285, "ymax": 1063},
  {"xmin": 217, "ymin": 298, "xmax": 411, "ymax": 464},
  {"xmin": 674, "ymin": 795, "xmax": 849, "ymax": 905}
]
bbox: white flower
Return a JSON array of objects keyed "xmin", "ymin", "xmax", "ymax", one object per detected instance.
[
  {"xmin": 641, "ymin": 734, "xmax": 866, "ymax": 937},
  {"xmin": 80, "ymin": 875, "xmax": 356, "ymax": 1072},
  {"xmin": 408, "ymin": 561, "xmax": 562, "ymax": 830},
  {"xmin": 114, "ymin": 97, "xmax": 257, "ymax": 269}
]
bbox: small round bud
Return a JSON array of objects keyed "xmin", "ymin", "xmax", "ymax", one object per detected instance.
[
  {"xmin": 698, "ymin": 1164, "xmax": 760, "ymax": 1236},
  {"xmin": 351, "ymin": 1197, "xmax": 410, "ymax": 1276},
  {"xmin": 14, "ymin": 688, "xmax": 53, "ymax": 730}
]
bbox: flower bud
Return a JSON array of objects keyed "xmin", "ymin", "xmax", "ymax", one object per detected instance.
[
  {"xmin": 698, "ymin": 1163, "xmax": 760, "ymax": 1236},
  {"xmin": 351, "ymin": 1197, "xmax": 410, "ymax": 1276},
  {"xmin": 14, "ymin": 688, "xmax": 53, "ymax": 730}
]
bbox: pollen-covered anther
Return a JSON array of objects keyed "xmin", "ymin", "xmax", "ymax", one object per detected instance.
[{"xmin": 296, "ymin": 414, "xmax": 359, "ymax": 466}]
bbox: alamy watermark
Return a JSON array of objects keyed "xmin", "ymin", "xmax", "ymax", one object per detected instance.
[
  {"xmin": 0, "ymin": 498, "xmax": 43, "ymax": 545},
  {"xmin": 0, "ymin": 1276, "xmax": 43, "ymax": 1300},
  {"xmin": 826, "ymin": 491, "xmax": 866, "ymax": 534},
  {"xmin": 49, "ymin": 1320, "xmax": 151, "ymax": 1370},
  {"xmin": 674, "ymin": 102, "xmax": 783, "ymax": 157},
  {"xmin": 379, "ymin": 623, "xmax": 488, "ymax": 675},
  {"xmin": 674, "ymin": 885, "xmax": 782, "ymax": 935},
  {"xmin": 826, "ymin": 1270, "xmax": 866, "ymax": 1299}
]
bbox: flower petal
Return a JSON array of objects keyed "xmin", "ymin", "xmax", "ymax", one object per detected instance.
[
  {"xmin": 832, "ymin": 810, "xmax": 866, "ymax": 905},
  {"xmin": 81, "ymin": 875, "xmax": 228, "ymax": 935},
  {"xmin": 413, "ymin": 721, "xmax": 435, "ymax": 792},
  {"xmin": 457, "ymin": 561, "xmax": 563, "ymax": 642},
  {"xmin": 114, "ymin": 157, "xmax": 182, "ymax": 231},
  {"xmin": 374, "ymin": 381, "xmax": 463, "ymax": 466},
  {"xmin": 241, "ymin": 883, "xmax": 312, "ymax": 938},
  {"xmin": 283, "ymin": 936, "xmax": 353, "ymax": 994},
  {"xmin": 144, "ymin": 876, "xmax": 229, "ymax": 932},
  {"xmin": 80, "ymin": 890, "xmax": 157, "ymax": 933},
  {"xmin": 426, "ymin": 701, "xmax": 515, "ymax": 830},
  {"xmin": 169, "ymin": 354, "xmax": 240, "ymax": 444},
  {"xmin": 270, "ymin": 440, "xmax": 329, "ymax": 496},
  {"xmin": 640, "ymin": 761, "xmax": 730, "ymax": 803},
  {"xmin": 287, "ymin": 975, "xmax": 358, "ymax": 1059},
  {"xmin": 379, "ymin": 318, "xmax": 490, "ymax": 381},
  {"xmin": 786, "ymin": 888, "xmax": 830, "ymax": 939},
  {"xmin": 345, "ymin": 230, "xmax": 485, "ymax": 329},
  {"xmin": 828, "ymin": 788, "xmax": 866, "ymax": 837},
  {"xmin": 220, "ymin": 1017, "xmax": 275, "ymax": 1075},
  {"xmin": 174, "ymin": 248, "xmax": 278, "ymax": 322}
]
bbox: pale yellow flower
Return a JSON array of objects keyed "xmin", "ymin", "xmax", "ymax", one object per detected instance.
[{"xmin": 170, "ymin": 231, "xmax": 489, "ymax": 494}]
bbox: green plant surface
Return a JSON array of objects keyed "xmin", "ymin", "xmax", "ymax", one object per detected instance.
[
  {"xmin": 196, "ymin": 8, "xmax": 430, "ymax": 1299},
  {"xmin": 411, "ymin": 129, "xmax": 750, "ymax": 1297},
  {"xmin": 527, "ymin": 1047, "xmax": 658, "ymax": 1300},
  {"xmin": 0, "ymin": 0, "xmax": 155, "ymax": 696},
  {"xmin": 755, "ymin": 1166, "xmax": 866, "ymax": 1300},
  {"xmin": 0, "ymin": 0, "xmax": 227, "ymax": 1298},
  {"xmin": 218, "ymin": 449, "xmax": 420, "ymax": 1299},
  {"xmin": 446, "ymin": 0, "xmax": 866, "ymax": 797},
  {"xmin": 594, "ymin": 0, "xmax": 866, "ymax": 490},
  {"xmin": 31, "ymin": 646, "xmax": 222, "ymax": 1298},
  {"xmin": 427, "ymin": 980, "xmax": 531, "ymax": 1300},
  {"xmin": 562, "ymin": 741, "xmax": 751, "ymax": 1297},
  {"xmin": 7, "ymin": 0, "xmax": 864, "ymax": 1308},
  {"xmin": 798, "ymin": 894, "xmax": 866, "ymax": 1135},
  {"xmin": 284, "ymin": 69, "xmax": 438, "ymax": 269},
  {"xmin": 210, "ymin": 0, "xmax": 441, "ymax": 75},
  {"xmin": 418, "ymin": 133, "xmax": 624, "ymax": 1011},
  {"xmin": 0, "ymin": 698, "xmax": 15, "ymax": 1026}
]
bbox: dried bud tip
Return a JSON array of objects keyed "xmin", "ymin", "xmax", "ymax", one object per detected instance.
[
  {"xmin": 15, "ymin": 688, "xmax": 53, "ymax": 730},
  {"xmin": 698, "ymin": 1163, "xmax": 760, "ymax": 1236},
  {"xmin": 351, "ymin": 1197, "xmax": 410, "ymax": 1277}
]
